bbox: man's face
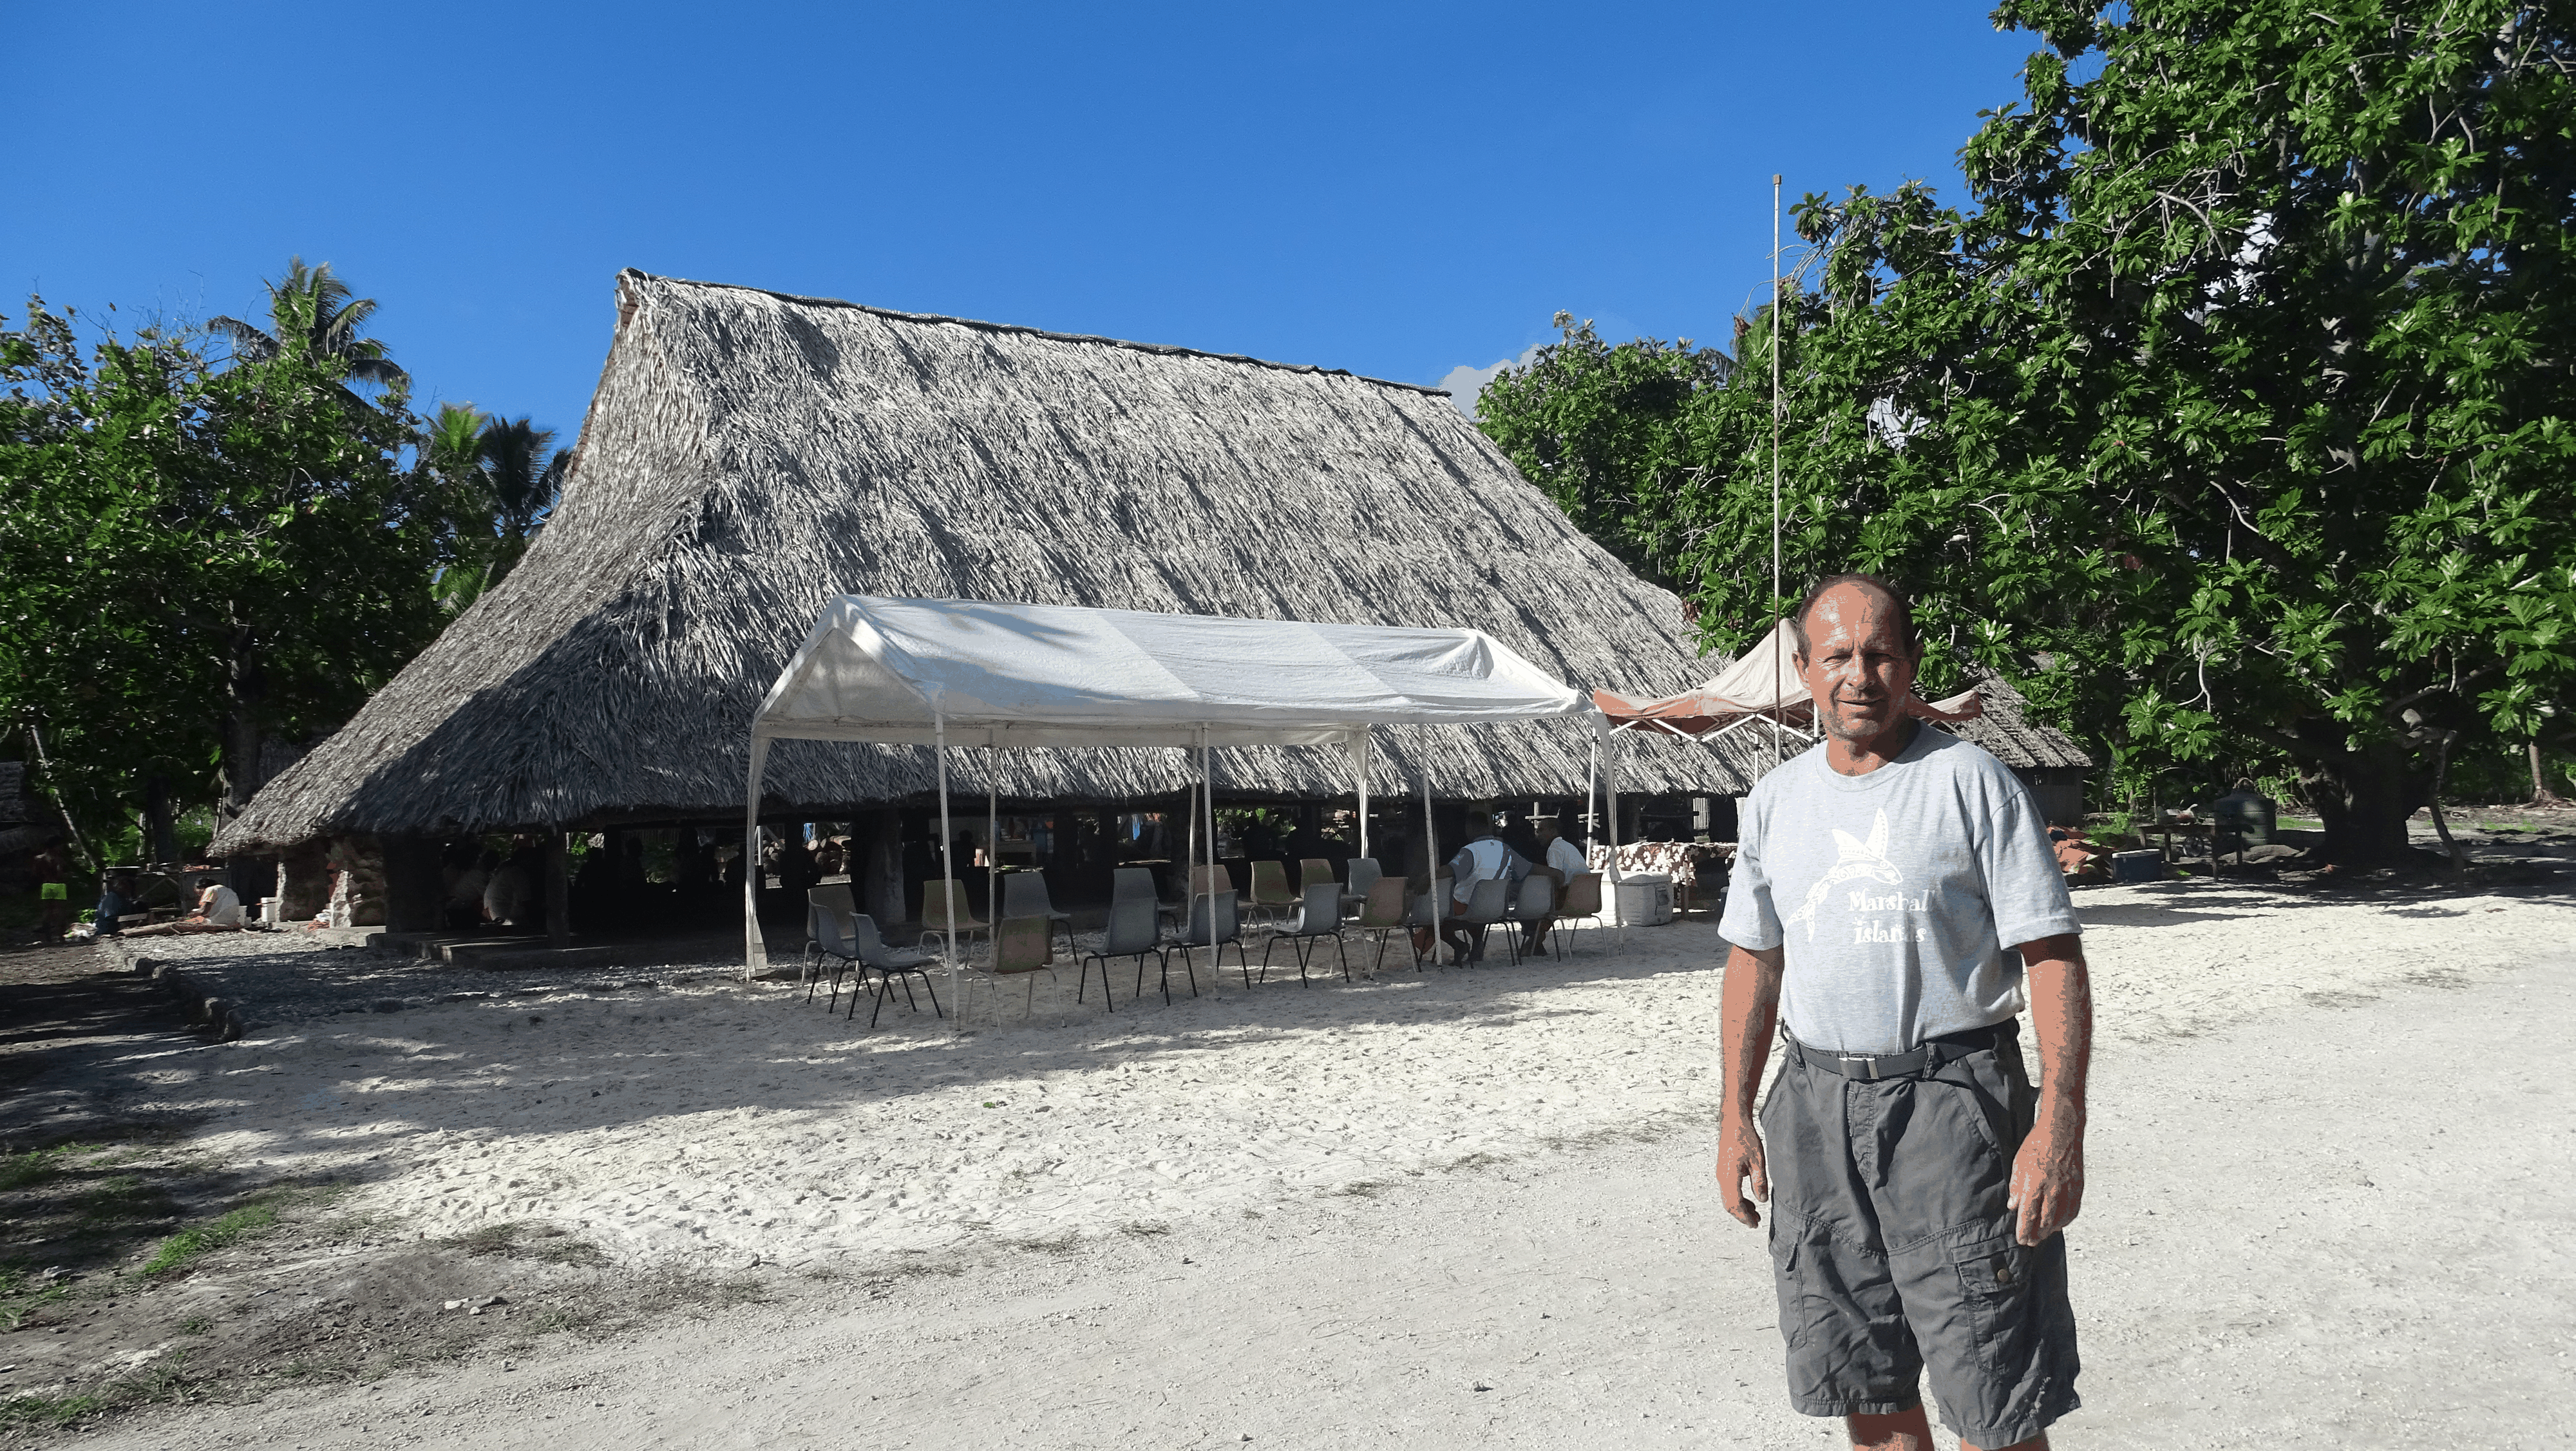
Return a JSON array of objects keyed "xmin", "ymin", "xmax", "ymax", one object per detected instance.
[
  {"xmin": 1535, "ymin": 822, "xmax": 1559, "ymax": 844},
  {"xmin": 1795, "ymin": 583, "xmax": 1922, "ymax": 746}
]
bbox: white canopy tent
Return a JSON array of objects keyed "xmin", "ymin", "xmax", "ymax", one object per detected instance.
[{"xmin": 743, "ymin": 597, "xmax": 1614, "ymax": 1008}]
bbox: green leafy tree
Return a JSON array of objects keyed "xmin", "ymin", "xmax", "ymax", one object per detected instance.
[
  {"xmin": 1481, "ymin": 0, "xmax": 2576, "ymax": 863},
  {"xmin": 2, "ymin": 265, "xmax": 448, "ymax": 857}
]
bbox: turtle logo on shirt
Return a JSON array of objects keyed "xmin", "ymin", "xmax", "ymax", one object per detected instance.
[{"xmin": 1784, "ymin": 810, "xmax": 1903, "ymax": 941}]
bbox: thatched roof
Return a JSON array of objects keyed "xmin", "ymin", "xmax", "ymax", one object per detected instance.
[{"xmin": 221, "ymin": 272, "xmax": 1813, "ymax": 851}]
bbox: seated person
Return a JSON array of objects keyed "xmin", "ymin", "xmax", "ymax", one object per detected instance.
[
  {"xmin": 91, "ymin": 873, "xmax": 139, "ymax": 936},
  {"xmin": 1520, "ymin": 815, "xmax": 1590, "ymax": 954},
  {"xmin": 125, "ymin": 876, "xmax": 248, "ymax": 936},
  {"xmin": 1439, "ymin": 813, "xmax": 1531, "ymax": 965},
  {"xmin": 483, "ymin": 853, "xmax": 535, "ymax": 927}
]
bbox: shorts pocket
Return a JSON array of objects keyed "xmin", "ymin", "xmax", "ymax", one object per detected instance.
[{"xmin": 1953, "ymin": 1231, "xmax": 2038, "ymax": 1377}]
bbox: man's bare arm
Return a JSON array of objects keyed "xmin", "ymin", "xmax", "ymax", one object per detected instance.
[
  {"xmin": 2008, "ymin": 933, "xmax": 2091, "ymax": 1246},
  {"xmin": 1716, "ymin": 942, "xmax": 1784, "ymax": 1228}
]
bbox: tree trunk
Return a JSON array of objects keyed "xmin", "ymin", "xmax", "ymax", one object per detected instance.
[
  {"xmin": 141, "ymin": 772, "xmax": 179, "ymax": 866},
  {"xmin": 862, "ymin": 810, "xmax": 904, "ymax": 926},
  {"xmin": 2533, "ymin": 742, "xmax": 2566, "ymax": 807},
  {"xmin": 2296, "ymin": 737, "xmax": 2431, "ymax": 864}
]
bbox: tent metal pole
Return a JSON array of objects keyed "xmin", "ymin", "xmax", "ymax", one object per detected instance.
[
  {"xmin": 1183, "ymin": 752, "xmax": 1199, "ymax": 980},
  {"xmin": 935, "ymin": 714, "xmax": 960, "ymax": 1028},
  {"xmin": 1353, "ymin": 729, "xmax": 1370, "ymax": 863},
  {"xmin": 742, "ymin": 735, "xmax": 770, "ymax": 980},
  {"xmin": 1587, "ymin": 730, "xmax": 1600, "ymax": 844},
  {"xmin": 1421, "ymin": 770, "xmax": 1439, "ymax": 940},
  {"xmin": 1604, "ymin": 714, "xmax": 1622, "ymax": 880},
  {"xmin": 1202, "ymin": 725, "xmax": 1217, "ymax": 985}
]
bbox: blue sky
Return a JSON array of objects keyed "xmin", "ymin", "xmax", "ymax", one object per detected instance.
[{"xmin": 7, "ymin": 3, "xmax": 2040, "ymax": 437}]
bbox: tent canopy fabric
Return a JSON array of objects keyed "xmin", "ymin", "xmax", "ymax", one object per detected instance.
[
  {"xmin": 755, "ymin": 596, "xmax": 1596, "ymax": 747},
  {"xmin": 1592, "ymin": 620, "xmax": 1985, "ymax": 736}
]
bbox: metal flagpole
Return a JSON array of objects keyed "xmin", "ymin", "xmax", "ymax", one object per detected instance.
[
  {"xmin": 935, "ymin": 714, "xmax": 960, "ymax": 1024},
  {"xmin": 985, "ymin": 734, "xmax": 998, "ymax": 959},
  {"xmin": 1772, "ymin": 171, "xmax": 1785, "ymax": 770}
]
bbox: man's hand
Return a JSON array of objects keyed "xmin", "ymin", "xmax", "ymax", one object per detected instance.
[
  {"xmin": 1716, "ymin": 942, "xmax": 1785, "ymax": 1229},
  {"xmin": 2006, "ymin": 1106, "xmax": 2083, "ymax": 1245},
  {"xmin": 1716, "ymin": 1116, "xmax": 1769, "ymax": 1228},
  {"xmin": 2008, "ymin": 934, "xmax": 2092, "ymax": 1246}
]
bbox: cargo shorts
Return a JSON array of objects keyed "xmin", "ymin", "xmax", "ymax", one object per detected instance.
[{"xmin": 1761, "ymin": 1023, "xmax": 2079, "ymax": 1445}]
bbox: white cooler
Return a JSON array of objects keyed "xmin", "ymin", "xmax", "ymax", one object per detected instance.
[{"xmin": 1609, "ymin": 873, "xmax": 1674, "ymax": 927}]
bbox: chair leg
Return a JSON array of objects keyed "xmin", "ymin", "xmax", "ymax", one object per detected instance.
[
  {"xmin": 918, "ymin": 968, "xmax": 943, "ymax": 1019},
  {"xmin": 1332, "ymin": 932, "xmax": 1352, "ymax": 983}
]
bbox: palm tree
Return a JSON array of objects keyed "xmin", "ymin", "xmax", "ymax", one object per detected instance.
[
  {"xmin": 209, "ymin": 258, "xmax": 407, "ymax": 407},
  {"xmin": 428, "ymin": 410, "xmax": 571, "ymax": 608}
]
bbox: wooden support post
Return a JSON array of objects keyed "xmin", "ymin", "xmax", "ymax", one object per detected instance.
[{"xmin": 547, "ymin": 831, "xmax": 571, "ymax": 949}]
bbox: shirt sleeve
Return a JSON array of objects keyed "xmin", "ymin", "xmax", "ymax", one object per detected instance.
[
  {"xmin": 1718, "ymin": 790, "xmax": 1783, "ymax": 951},
  {"xmin": 1978, "ymin": 768, "xmax": 2083, "ymax": 948}
]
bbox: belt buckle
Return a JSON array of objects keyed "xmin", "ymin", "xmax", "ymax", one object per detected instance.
[{"xmin": 1837, "ymin": 1052, "xmax": 1881, "ymax": 1081}]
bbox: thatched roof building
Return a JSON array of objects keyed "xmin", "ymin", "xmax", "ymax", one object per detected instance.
[{"xmin": 216, "ymin": 272, "xmax": 2087, "ymax": 853}]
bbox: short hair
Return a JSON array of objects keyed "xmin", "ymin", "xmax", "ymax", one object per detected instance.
[{"xmin": 1791, "ymin": 573, "xmax": 1918, "ymax": 658}]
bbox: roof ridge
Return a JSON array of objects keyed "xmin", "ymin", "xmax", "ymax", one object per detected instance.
[{"xmin": 621, "ymin": 269, "xmax": 1452, "ymax": 397}]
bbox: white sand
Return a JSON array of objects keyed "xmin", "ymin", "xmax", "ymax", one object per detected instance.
[{"xmin": 109, "ymin": 878, "xmax": 2573, "ymax": 1275}]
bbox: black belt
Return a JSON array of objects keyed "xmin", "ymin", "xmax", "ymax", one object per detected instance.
[{"xmin": 1786, "ymin": 1019, "xmax": 2014, "ymax": 1082}]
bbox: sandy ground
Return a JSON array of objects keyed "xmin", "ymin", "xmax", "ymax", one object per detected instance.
[
  {"xmin": 69, "ymin": 931, "xmax": 2576, "ymax": 1447},
  {"xmin": 91, "ymin": 878, "xmax": 2572, "ymax": 1273},
  {"xmin": 30, "ymin": 874, "xmax": 2576, "ymax": 1446}
]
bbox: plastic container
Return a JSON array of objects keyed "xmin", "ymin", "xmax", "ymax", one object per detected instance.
[
  {"xmin": 1610, "ymin": 873, "xmax": 1674, "ymax": 926},
  {"xmin": 258, "ymin": 896, "xmax": 281, "ymax": 926},
  {"xmin": 2110, "ymin": 849, "xmax": 2164, "ymax": 884}
]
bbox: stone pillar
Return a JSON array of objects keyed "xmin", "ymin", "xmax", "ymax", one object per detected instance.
[
  {"xmin": 274, "ymin": 839, "xmax": 332, "ymax": 923},
  {"xmin": 325, "ymin": 835, "xmax": 388, "ymax": 926}
]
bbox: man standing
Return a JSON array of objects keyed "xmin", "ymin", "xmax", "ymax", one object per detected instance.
[{"xmin": 1716, "ymin": 574, "xmax": 2092, "ymax": 1451}]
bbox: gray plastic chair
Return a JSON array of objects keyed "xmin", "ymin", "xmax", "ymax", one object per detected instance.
[
  {"xmin": 803, "ymin": 883, "xmax": 857, "ymax": 985},
  {"xmin": 846, "ymin": 911, "xmax": 942, "ymax": 1028},
  {"xmin": 1341, "ymin": 857, "xmax": 1382, "ymax": 918},
  {"xmin": 1177, "ymin": 889, "xmax": 1251, "ymax": 989},
  {"xmin": 1452, "ymin": 877, "xmax": 1512, "ymax": 967},
  {"xmin": 965, "ymin": 914, "xmax": 1059, "ymax": 1022},
  {"xmin": 1261, "ymin": 880, "xmax": 1351, "ymax": 987},
  {"xmin": 1079, "ymin": 896, "xmax": 1164, "ymax": 1011},
  {"xmin": 806, "ymin": 895, "xmax": 862, "ymax": 1005},
  {"xmin": 1356, "ymin": 877, "xmax": 1417, "ymax": 975},
  {"xmin": 1497, "ymin": 874, "xmax": 1557, "ymax": 964},
  {"xmin": 1553, "ymin": 872, "xmax": 1605, "ymax": 957},
  {"xmin": 1001, "ymin": 870, "xmax": 1077, "ymax": 960},
  {"xmin": 1113, "ymin": 865, "xmax": 1180, "ymax": 932}
]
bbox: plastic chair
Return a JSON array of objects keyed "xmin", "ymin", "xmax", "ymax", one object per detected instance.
[
  {"xmin": 1261, "ymin": 880, "xmax": 1351, "ymax": 987},
  {"xmin": 1498, "ymin": 875, "xmax": 1557, "ymax": 964},
  {"xmin": 1356, "ymin": 877, "xmax": 1416, "ymax": 975},
  {"xmin": 1001, "ymin": 871, "xmax": 1077, "ymax": 961},
  {"xmin": 1245, "ymin": 860, "xmax": 1297, "ymax": 925},
  {"xmin": 1176, "ymin": 889, "xmax": 1251, "ymax": 989},
  {"xmin": 1553, "ymin": 872, "xmax": 1605, "ymax": 957},
  {"xmin": 806, "ymin": 894, "xmax": 863, "ymax": 1005},
  {"xmin": 918, "ymin": 879, "xmax": 989, "ymax": 960},
  {"xmin": 1113, "ymin": 866, "xmax": 1179, "ymax": 932},
  {"xmin": 1341, "ymin": 857, "xmax": 1382, "ymax": 918},
  {"xmin": 1298, "ymin": 857, "xmax": 1338, "ymax": 896},
  {"xmin": 1451, "ymin": 877, "xmax": 1512, "ymax": 967},
  {"xmin": 966, "ymin": 914, "xmax": 1059, "ymax": 1022},
  {"xmin": 1079, "ymin": 896, "xmax": 1167, "ymax": 1010},
  {"xmin": 842, "ymin": 911, "xmax": 943, "ymax": 1029},
  {"xmin": 802, "ymin": 884, "xmax": 857, "ymax": 983}
]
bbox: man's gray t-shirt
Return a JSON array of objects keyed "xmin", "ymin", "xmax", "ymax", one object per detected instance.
[{"xmin": 1719, "ymin": 725, "xmax": 2079, "ymax": 1055}]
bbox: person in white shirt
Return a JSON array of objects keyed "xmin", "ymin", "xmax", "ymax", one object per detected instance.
[
  {"xmin": 1440, "ymin": 813, "xmax": 1530, "ymax": 965},
  {"xmin": 124, "ymin": 877, "xmax": 248, "ymax": 935},
  {"xmin": 1522, "ymin": 816, "xmax": 1590, "ymax": 955}
]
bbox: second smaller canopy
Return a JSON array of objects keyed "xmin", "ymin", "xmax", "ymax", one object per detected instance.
[{"xmin": 1592, "ymin": 620, "xmax": 1984, "ymax": 736}]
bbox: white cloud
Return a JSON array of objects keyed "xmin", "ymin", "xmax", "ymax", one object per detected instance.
[{"xmin": 1434, "ymin": 344, "xmax": 1542, "ymax": 419}]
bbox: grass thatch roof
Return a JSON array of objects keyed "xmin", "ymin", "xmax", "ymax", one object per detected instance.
[
  {"xmin": 217, "ymin": 272, "xmax": 2082, "ymax": 851},
  {"xmin": 218, "ymin": 274, "xmax": 1777, "ymax": 849}
]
